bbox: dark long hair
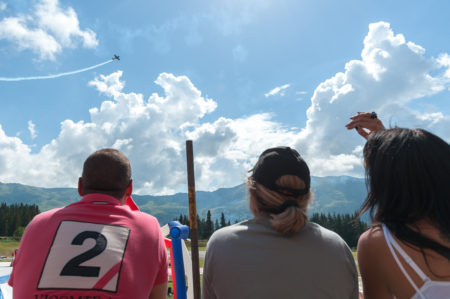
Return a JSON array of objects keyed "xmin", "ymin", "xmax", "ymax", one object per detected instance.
[{"xmin": 360, "ymin": 128, "xmax": 450, "ymax": 258}]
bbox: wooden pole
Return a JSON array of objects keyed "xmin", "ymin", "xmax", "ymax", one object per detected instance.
[{"xmin": 186, "ymin": 140, "xmax": 201, "ymax": 299}]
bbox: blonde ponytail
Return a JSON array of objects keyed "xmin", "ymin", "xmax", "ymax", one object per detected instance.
[{"xmin": 248, "ymin": 175, "xmax": 313, "ymax": 235}]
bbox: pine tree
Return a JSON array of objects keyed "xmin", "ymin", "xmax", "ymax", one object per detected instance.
[
  {"xmin": 205, "ymin": 210, "xmax": 214, "ymax": 238},
  {"xmin": 0, "ymin": 203, "xmax": 40, "ymax": 237},
  {"xmin": 220, "ymin": 212, "xmax": 226, "ymax": 228}
]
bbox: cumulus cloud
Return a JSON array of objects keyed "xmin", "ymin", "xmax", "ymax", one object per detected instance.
[
  {"xmin": 265, "ymin": 84, "xmax": 291, "ymax": 98},
  {"xmin": 0, "ymin": 72, "xmax": 219, "ymax": 194},
  {"xmin": 0, "ymin": 0, "xmax": 97, "ymax": 60},
  {"xmin": 294, "ymin": 21, "xmax": 450, "ymax": 175},
  {"xmin": 0, "ymin": 21, "xmax": 449, "ymax": 194},
  {"xmin": 27, "ymin": 120, "xmax": 37, "ymax": 139},
  {"xmin": 438, "ymin": 53, "xmax": 450, "ymax": 82}
]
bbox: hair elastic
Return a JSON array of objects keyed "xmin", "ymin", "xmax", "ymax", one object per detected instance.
[{"xmin": 272, "ymin": 200, "xmax": 299, "ymax": 214}]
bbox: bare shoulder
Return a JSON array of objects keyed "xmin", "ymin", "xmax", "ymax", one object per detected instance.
[
  {"xmin": 357, "ymin": 227, "xmax": 386, "ymax": 270},
  {"xmin": 357, "ymin": 226, "xmax": 393, "ymax": 299},
  {"xmin": 358, "ymin": 225, "xmax": 386, "ymax": 254},
  {"xmin": 357, "ymin": 226, "xmax": 388, "ymax": 272},
  {"xmin": 359, "ymin": 225, "xmax": 384, "ymax": 241}
]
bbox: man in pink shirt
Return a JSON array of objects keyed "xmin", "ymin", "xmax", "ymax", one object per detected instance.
[{"xmin": 9, "ymin": 149, "xmax": 168, "ymax": 299}]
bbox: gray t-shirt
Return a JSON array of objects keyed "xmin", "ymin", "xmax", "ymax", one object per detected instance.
[{"xmin": 202, "ymin": 216, "xmax": 358, "ymax": 299}]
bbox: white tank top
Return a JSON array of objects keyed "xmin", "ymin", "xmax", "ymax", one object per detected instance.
[{"xmin": 382, "ymin": 224, "xmax": 450, "ymax": 299}]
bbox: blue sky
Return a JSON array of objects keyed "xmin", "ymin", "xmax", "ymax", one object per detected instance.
[{"xmin": 0, "ymin": 0, "xmax": 449, "ymax": 194}]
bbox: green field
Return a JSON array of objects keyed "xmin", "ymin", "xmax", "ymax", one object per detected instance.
[
  {"xmin": 184, "ymin": 239, "xmax": 207, "ymax": 251},
  {"xmin": 0, "ymin": 238, "xmax": 19, "ymax": 258}
]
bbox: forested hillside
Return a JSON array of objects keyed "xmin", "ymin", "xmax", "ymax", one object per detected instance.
[{"xmin": 0, "ymin": 176, "xmax": 368, "ymax": 225}]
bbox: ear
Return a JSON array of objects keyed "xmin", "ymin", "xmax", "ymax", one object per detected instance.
[
  {"xmin": 78, "ymin": 177, "xmax": 84, "ymax": 197},
  {"xmin": 125, "ymin": 180, "xmax": 133, "ymax": 197}
]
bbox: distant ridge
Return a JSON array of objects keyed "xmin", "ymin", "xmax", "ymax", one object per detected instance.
[{"xmin": 0, "ymin": 176, "xmax": 367, "ymax": 225}]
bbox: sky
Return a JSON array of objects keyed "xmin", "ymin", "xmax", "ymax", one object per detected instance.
[{"xmin": 0, "ymin": 0, "xmax": 449, "ymax": 195}]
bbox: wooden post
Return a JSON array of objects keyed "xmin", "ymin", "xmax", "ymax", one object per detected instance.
[{"xmin": 186, "ymin": 140, "xmax": 201, "ymax": 299}]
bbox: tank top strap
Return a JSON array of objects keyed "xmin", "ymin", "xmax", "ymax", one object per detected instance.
[{"xmin": 382, "ymin": 224, "xmax": 428, "ymax": 299}]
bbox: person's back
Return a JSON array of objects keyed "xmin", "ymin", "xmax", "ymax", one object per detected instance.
[
  {"xmin": 202, "ymin": 147, "xmax": 358, "ymax": 299},
  {"xmin": 203, "ymin": 218, "xmax": 357, "ymax": 299},
  {"xmin": 9, "ymin": 149, "xmax": 168, "ymax": 299},
  {"xmin": 346, "ymin": 113, "xmax": 450, "ymax": 299}
]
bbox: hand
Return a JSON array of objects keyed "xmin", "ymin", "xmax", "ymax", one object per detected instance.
[{"xmin": 345, "ymin": 112, "xmax": 385, "ymax": 140}]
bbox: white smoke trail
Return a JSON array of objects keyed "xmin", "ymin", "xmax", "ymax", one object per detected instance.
[{"xmin": 0, "ymin": 60, "xmax": 113, "ymax": 81}]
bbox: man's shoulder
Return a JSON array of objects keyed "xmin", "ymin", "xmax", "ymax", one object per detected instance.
[
  {"xmin": 29, "ymin": 207, "xmax": 64, "ymax": 224},
  {"xmin": 118, "ymin": 210, "xmax": 162, "ymax": 235}
]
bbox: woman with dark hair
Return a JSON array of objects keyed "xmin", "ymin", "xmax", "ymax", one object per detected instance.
[
  {"xmin": 346, "ymin": 112, "xmax": 450, "ymax": 299},
  {"xmin": 202, "ymin": 146, "xmax": 358, "ymax": 299}
]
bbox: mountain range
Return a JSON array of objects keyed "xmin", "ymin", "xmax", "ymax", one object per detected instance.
[{"xmin": 0, "ymin": 176, "xmax": 368, "ymax": 225}]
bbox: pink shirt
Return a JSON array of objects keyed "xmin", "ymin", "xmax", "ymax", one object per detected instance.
[{"xmin": 9, "ymin": 194, "xmax": 168, "ymax": 299}]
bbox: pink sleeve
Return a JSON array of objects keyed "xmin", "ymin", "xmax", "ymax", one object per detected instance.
[
  {"xmin": 8, "ymin": 217, "xmax": 35, "ymax": 286},
  {"xmin": 153, "ymin": 224, "xmax": 169, "ymax": 285}
]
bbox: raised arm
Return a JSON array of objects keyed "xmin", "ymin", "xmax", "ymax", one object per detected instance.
[{"xmin": 345, "ymin": 112, "xmax": 385, "ymax": 139}]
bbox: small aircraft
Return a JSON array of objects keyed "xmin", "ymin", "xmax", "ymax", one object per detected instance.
[{"xmin": 112, "ymin": 54, "xmax": 120, "ymax": 61}]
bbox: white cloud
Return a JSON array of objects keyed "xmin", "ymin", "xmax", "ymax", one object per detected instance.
[
  {"xmin": 437, "ymin": 53, "xmax": 450, "ymax": 83},
  {"xmin": 27, "ymin": 120, "xmax": 37, "ymax": 139},
  {"xmin": 0, "ymin": 2, "xmax": 7, "ymax": 11},
  {"xmin": 0, "ymin": 0, "xmax": 97, "ymax": 60},
  {"xmin": 0, "ymin": 21, "xmax": 449, "ymax": 194},
  {"xmin": 265, "ymin": 84, "xmax": 291, "ymax": 98},
  {"xmin": 0, "ymin": 72, "xmax": 220, "ymax": 194},
  {"xmin": 294, "ymin": 21, "xmax": 450, "ymax": 175}
]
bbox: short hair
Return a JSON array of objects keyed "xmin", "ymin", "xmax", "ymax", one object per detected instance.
[
  {"xmin": 81, "ymin": 149, "xmax": 131, "ymax": 199},
  {"xmin": 361, "ymin": 128, "xmax": 450, "ymax": 237}
]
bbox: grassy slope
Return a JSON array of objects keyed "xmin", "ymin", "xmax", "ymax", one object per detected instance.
[{"xmin": 0, "ymin": 239, "xmax": 19, "ymax": 257}]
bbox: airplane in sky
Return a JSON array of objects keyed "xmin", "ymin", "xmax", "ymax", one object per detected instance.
[{"xmin": 112, "ymin": 54, "xmax": 120, "ymax": 61}]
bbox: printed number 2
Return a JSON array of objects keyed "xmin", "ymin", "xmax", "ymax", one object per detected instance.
[{"xmin": 60, "ymin": 231, "xmax": 107, "ymax": 277}]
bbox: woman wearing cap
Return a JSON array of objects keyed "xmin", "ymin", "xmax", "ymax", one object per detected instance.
[
  {"xmin": 346, "ymin": 112, "xmax": 450, "ymax": 299},
  {"xmin": 202, "ymin": 146, "xmax": 359, "ymax": 299}
]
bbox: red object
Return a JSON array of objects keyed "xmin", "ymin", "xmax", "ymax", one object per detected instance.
[
  {"xmin": 9, "ymin": 194, "xmax": 168, "ymax": 298},
  {"xmin": 164, "ymin": 238, "xmax": 177, "ymax": 299},
  {"xmin": 125, "ymin": 196, "xmax": 139, "ymax": 211}
]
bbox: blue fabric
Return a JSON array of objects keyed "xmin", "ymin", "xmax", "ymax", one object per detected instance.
[
  {"xmin": 0, "ymin": 275, "xmax": 9, "ymax": 284},
  {"xmin": 0, "ymin": 274, "xmax": 10, "ymax": 299}
]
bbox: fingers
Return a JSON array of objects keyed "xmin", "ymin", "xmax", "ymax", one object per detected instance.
[
  {"xmin": 347, "ymin": 119, "xmax": 377, "ymax": 129},
  {"xmin": 346, "ymin": 111, "xmax": 385, "ymax": 140},
  {"xmin": 350, "ymin": 112, "xmax": 374, "ymax": 121},
  {"xmin": 345, "ymin": 119, "xmax": 373, "ymax": 130},
  {"xmin": 346, "ymin": 112, "xmax": 375, "ymax": 129},
  {"xmin": 356, "ymin": 126, "xmax": 369, "ymax": 140},
  {"xmin": 346, "ymin": 112, "xmax": 385, "ymax": 131}
]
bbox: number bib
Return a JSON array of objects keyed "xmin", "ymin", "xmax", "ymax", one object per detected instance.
[{"xmin": 38, "ymin": 221, "xmax": 130, "ymax": 292}]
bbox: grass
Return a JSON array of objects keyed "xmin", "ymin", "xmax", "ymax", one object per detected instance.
[
  {"xmin": 0, "ymin": 238, "xmax": 20, "ymax": 258},
  {"xmin": 184, "ymin": 239, "xmax": 207, "ymax": 251},
  {"xmin": 352, "ymin": 249, "xmax": 360, "ymax": 276}
]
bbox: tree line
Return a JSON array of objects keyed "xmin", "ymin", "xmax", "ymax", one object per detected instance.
[
  {"xmin": 2, "ymin": 202, "xmax": 367, "ymax": 247},
  {"xmin": 0, "ymin": 202, "xmax": 40, "ymax": 237},
  {"xmin": 177, "ymin": 210, "xmax": 368, "ymax": 248},
  {"xmin": 309, "ymin": 212, "xmax": 368, "ymax": 248},
  {"xmin": 177, "ymin": 210, "xmax": 232, "ymax": 240}
]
